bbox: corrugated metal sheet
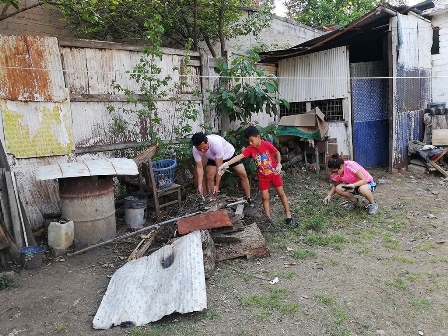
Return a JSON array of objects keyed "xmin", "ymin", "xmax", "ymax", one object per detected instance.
[
  {"xmin": 392, "ymin": 14, "xmax": 432, "ymax": 168},
  {"xmin": 326, "ymin": 122, "xmax": 351, "ymax": 157},
  {"xmin": 393, "ymin": 110, "xmax": 424, "ymax": 168},
  {"xmin": 0, "ymin": 35, "xmax": 66, "ymax": 101},
  {"xmin": 277, "ymin": 46, "xmax": 350, "ymax": 102},
  {"xmin": 93, "ymin": 230, "xmax": 206, "ymax": 329}
]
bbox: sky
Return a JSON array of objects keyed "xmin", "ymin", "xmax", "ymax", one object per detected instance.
[{"xmin": 273, "ymin": 0, "xmax": 424, "ymax": 18}]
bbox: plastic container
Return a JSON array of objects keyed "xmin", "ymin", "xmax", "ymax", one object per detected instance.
[
  {"xmin": 124, "ymin": 194, "xmax": 148, "ymax": 229},
  {"xmin": 152, "ymin": 159, "xmax": 177, "ymax": 189},
  {"xmin": 48, "ymin": 219, "xmax": 74, "ymax": 250},
  {"xmin": 19, "ymin": 246, "xmax": 45, "ymax": 270}
]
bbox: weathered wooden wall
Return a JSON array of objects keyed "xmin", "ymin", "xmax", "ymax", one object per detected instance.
[{"xmin": 0, "ymin": 36, "xmax": 219, "ymax": 228}]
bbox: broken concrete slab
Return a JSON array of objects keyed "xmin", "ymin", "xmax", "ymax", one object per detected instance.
[
  {"xmin": 93, "ymin": 230, "xmax": 206, "ymax": 329},
  {"xmin": 177, "ymin": 211, "xmax": 232, "ymax": 235}
]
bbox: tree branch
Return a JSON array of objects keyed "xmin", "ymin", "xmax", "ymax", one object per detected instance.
[{"xmin": 0, "ymin": 1, "xmax": 45, "ymax": 21}]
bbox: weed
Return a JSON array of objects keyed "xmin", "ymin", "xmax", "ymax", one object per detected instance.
[
  {"xmin": 392, "ymin": 255, "xmax": 417, "ymax": 264},
  {"xmin": 0, "ymin": 274, "xmax": 17, "ymax": 290},
  {"xmin": 385, "ymin": 278, "xmax": 407, "ymax": 290},
  {"xmin": 292, "ymin": 250, "xmax": 316, "ymax": 259},
  {"xmin": 54, "ymin": 322, "xmax": 67, "ymax": 332},
  {"xmin": 409, "ymin": 297, "xmax": 431, "ymax": 310},
  {"xmin": 382, "ymin": 234, "xmax": 400, "ymax": 250},
  {"xmin": 415, "ymin": 241, "xmax": 439, "ymax": 251},
  {"xmin": 429, "ymin": 257, "xmax": 448, "ymax": 263},
  {"xmin": 315, "ymin": 294, "xmax": 334, "ymax": 305},
  {"xmin": 329, "ymin": 259, "xmax": 340, "ymax": 266},
  {"xmin": 240, "ymin": 287, "xmax": 299, "ymax": 317},
  {"xmin": 203, "ymin": 309, "xmax": 219, "ymax": 320},
  {"xmin": 406, "ymin": 273, "xmax": 422, "ymax": 282},
  {"xmin": 305, "ymin": 233, "xmax": 347, "ymax": 249},
  {"xmin": 302, "ymin": 214, "xmax": 328, "ymax": 233}
]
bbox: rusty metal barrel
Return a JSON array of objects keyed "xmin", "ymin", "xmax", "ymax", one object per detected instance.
[{"xmin": 59, "ymin": 177, "xmax": 116, "ymax": 246}]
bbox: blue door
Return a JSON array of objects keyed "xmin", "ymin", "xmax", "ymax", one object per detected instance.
[{"xmin": 351, "ymin": 62, "xmax": 389, "ymax": 168}]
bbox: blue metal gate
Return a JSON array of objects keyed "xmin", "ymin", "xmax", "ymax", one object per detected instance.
[{"xmin": 351, "ymin": 62, "xmax": 389, "ymax": 168}]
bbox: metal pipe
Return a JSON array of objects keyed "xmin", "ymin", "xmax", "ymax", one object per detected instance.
[{"xmin": 67, "ymin": 211, "xmax": 202, "ymax": 256}]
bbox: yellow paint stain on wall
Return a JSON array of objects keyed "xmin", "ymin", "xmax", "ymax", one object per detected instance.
[{"xmin": 0, "ymin": 100, "xmax": 74, "ymax": 158}]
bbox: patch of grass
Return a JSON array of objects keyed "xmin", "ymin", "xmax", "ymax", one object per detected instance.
[
  {"xmin": 130, "ymin": 323, "xmax": 199, "ymax": 336},
  {"xmin": 415, "ymin": 241, "xmax": 439, "ymax": 251},
  {"xmin": 385, "ymin": 278, "xmax": 407, "ymax": 290},
  {"xmin": 292, "ymin": 249, "xmax": 316, "ymax": 259},
  {"xmin": 315, "ymin": 294, "xmax": 334, "ymax": 305},
  {"xmin": 202, "ymin": 309, "xmax": 219, "ymax": 320},
  {"xmin": 392, "ymin": 255, "xmax": 417, "ymax": 264},
  {"xmin": 406, "ymin": 273, "xmax": 422, "ymax": 282},
  {"xmin": 357, "ymin": 247, "xmax": 371, "ymax": 256},
  {"xmin": 305, "ymin": 233, "xmax": 347, "ymax": 249},
  {"xmin": 430, "ymin": 257, "xmax": 448, "ymax": 263},
  {"xmin": 0, "ymin": 274, "xmax": 16, "ymax": 290},
  {"xmin": 329, "ymin": 259, "xmax": 340, "ymax": 266},
  {"xmin": 409, "ymin": 297, "xmax": 431, "ymax": 310},
  {"xmin": 302, "ymin": 214, "xmax": 328, "ymax": 233},
  {"xmin": 54, "ymin": 322, "xmax": 67, "ymax": 332},
  {"xmin": 240, "ymin": 287, "xmax": 299, "ymax": 317},
  {"xmin": 382, "ymin": 234, "xmax": 400, "ymax": 250}
]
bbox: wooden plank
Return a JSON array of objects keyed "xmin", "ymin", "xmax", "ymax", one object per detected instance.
[
  {"xmin": 69, "ymin": 93, "xmax": 202, "ymax": 102},
  {"xmin": 177, "ymin": 211, "xmax": 232, "ymax": 235},
  {"xmin": 4, "ymin": 172, "xmax": 23, "ymax": 248},
  {"xmin": 432, "ymin": 129, "xmax": 448, "ymax": 146},
  {"xmin": 75, "ymin": 141, "xmax": 153, "ymax": 153},
  {"xmin": 93, "ymin": 231, "xmax": 206, "ymax": 329},
  {"xmin": 0, "ymin": 169, "xmax": 12, "ymax": 235},
  {"xmin": 0, "ymin": 224, "xmax": 9, "ymax": 250}
]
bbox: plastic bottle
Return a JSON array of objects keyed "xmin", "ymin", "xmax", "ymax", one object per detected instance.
[{"xmin": 48, "ymin": 218, "xmax": 74, "ymax": 250}]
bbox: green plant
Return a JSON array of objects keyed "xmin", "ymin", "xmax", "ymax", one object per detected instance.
[
  {"xmin": 109, "ymin": 20, "xmax": 200, "ymax": 170},
  {"xmin": 54, "ymin": 322, "xmax": 68, "ymax": 332},
  {"xmin": 208, "ymin": 50, "xmax": 289, "ymax": 123},
  {"xmin": 292, "ymin": 250, "xmax": 316, "ymax": 259},
  {"xmin": 0, "ymin": 274, "xmax": 16, "ymax": 290}
]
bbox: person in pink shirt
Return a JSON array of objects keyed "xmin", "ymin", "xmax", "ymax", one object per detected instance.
[
  {"xmin": 218, "ymin": 126, "xmax": 295, "ymax": 226},
  {"xmin": 323, "ymin": 153, "xmax": 378, "ymax": 215}
]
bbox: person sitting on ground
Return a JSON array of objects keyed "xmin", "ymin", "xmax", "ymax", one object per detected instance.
[
  {"xmin": 191, "ymin": 132, "xmax": 252, "ymax": 201},
  {"xmin": 218, "ymin": 125, "xmax": 295, "ymax": 226},
  {"xmin": 323, "ymin": 153, "xmax": 378, "ymax": 215}
]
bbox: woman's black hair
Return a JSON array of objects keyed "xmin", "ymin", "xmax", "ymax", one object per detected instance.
[
  {"xmin": 191, "ymin": 132, "xmax": 208, "ymax": 146},
  {"xmin": 327, "ymin": 153, "xmax": 344, "ymax": 169},
  {"xmin": 244, "ymin": 125, "xmax": 259, "ymax": 139}
]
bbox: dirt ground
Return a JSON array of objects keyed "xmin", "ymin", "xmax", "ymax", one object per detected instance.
[{"xmin": 1, "ymin": 167, "xmax": 448, "ymax": 336}]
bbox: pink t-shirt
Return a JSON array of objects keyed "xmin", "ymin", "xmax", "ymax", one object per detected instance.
[
  {"xmin": 331, "ymin": 161, "xmax": 373, "ymax": 184},
  {"xmin": 242, "ymin": 140, "xmax": 278, "ymax": 176},
  {"xmin": 192, "ymin": 134, "xmax": 235, "ymax": 162}
]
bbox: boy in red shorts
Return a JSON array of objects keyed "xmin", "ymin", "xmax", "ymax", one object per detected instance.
[{"xmin": 218, "ymin": 126, "xmax": 295, "ymax": 226}]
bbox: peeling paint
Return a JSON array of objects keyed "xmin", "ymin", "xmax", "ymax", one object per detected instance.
[{"xmin": 0, "ymin": 100, "xmax": 74, "ymax": 158}]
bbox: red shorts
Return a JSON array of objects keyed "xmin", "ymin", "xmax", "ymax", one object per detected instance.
[{"xmin": 258, "ymin": 173, "xmax": 283, "ymax": 190}]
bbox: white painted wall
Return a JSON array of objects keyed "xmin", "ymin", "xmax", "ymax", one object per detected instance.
[{"xmin": 430, "ymin": 12, "xmax": 448, "ymax": 103}]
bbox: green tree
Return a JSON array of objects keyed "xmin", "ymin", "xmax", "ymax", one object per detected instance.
[
  {"xmin": 52, "ymin": 0, "xmax": 273, "ymax": 57},
  {"xmin": 284, "ymin": 0, "xmax": 409, "ymax": 27},
  {"xmin": 208, "ymin": 50, "xmax": 289, "ymax": 123}
]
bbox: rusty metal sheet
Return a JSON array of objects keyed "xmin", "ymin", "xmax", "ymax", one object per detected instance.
[
  {"xmin": 0, "ymin": 98, "xmax": 74, "ymax": 158},
  {"xmin": 0, "ymin": 35, "xmax": 66, "ymax": 102},
  {"xmin": 177, "ymin": 211, "xmax": 232, "ymax": 235}
]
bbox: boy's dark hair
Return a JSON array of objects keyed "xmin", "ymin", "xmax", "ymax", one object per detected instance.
[
  {"xmin": 244, "ymin": 126, "xmax": 259, "ymax": 139},
  {"xmin": 327, "ymin": 153, "xmax": 344, "ymax": 169},
  {"xmin": 191, "ymin": 132, "xmax": 208, "ymax": 146}
]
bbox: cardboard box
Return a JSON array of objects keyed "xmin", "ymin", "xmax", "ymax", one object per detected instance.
[{"xmin": 277, "ymin": 107, "xmax": 329, "ymax": 140}]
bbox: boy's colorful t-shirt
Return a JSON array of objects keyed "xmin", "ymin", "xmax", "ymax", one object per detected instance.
[
  {"xmin": 331, "ymin": 161, "xmax": 373, "ymax": 184},
  {"xmin": 242, "ymin": 140, "xmax": 278, "ymax": 176}
]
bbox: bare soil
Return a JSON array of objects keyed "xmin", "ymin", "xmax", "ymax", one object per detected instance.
[{"xmin": 1, "ymin": 168, "xmax": 448, "ymax": 336}]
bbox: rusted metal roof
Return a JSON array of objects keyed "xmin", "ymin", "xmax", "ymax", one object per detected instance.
[{"xmin": 259, "ymin": 5, "xmax": 401, "ymax": 63}]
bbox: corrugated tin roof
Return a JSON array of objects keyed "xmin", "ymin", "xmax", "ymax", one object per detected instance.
[
  {"xmin": 259, "ymin": 5, "xmax": 405, "ymax": 63},
  {"xmin": 36, "ymin": 158, "xmax": 138, "ymax": 180}
]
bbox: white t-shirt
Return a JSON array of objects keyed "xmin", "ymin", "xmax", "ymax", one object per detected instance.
[{"xmin": 192, "ymin": 134, "xmax": 235, "ymax": 162}]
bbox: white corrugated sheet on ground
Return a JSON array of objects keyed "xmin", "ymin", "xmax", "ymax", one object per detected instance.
[
  {"xmin": 36, "ymin": 158, "xmax": 138, "ymax": 180},
  {"xmin": 93, "ymin": 230, "xmax": 207, "ymax": 329}
]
